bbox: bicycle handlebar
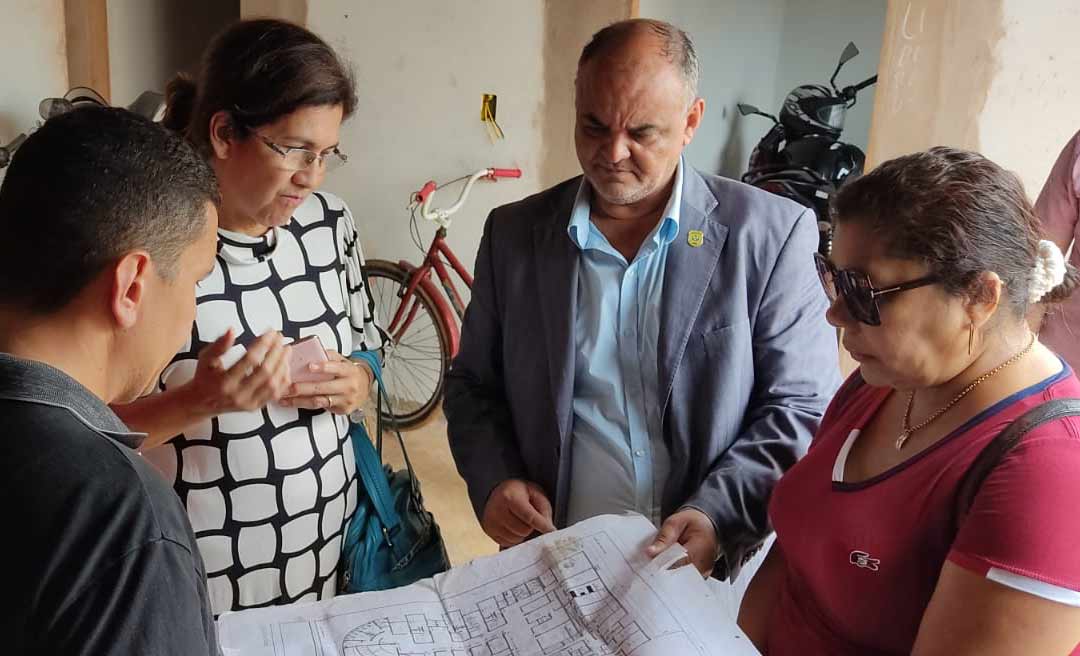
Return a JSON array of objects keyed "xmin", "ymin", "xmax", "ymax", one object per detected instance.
[{"xmin": 416, "ymin": 167, "xmax": 522, "ymax": 227}]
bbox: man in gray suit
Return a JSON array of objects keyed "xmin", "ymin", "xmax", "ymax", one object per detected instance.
[{"xmin": 445, "ymin": 18, "xmax": 840, "ymax": 578}]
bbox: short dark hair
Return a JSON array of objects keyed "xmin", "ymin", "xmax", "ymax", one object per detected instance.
[
  {"xmin": 832, "ymin": 146, "xmax": 1080, "ymax": 317},
  {"xmin": 0, "ymin": 106, "xmax": 219, "ymax": 314},
  {"xmin": 163, "ymin": 18, "xmax": 357, "ymax": 153},
  {"xmin": 578, "ymin": 18, "xmax": 699, "ymax": 105}
]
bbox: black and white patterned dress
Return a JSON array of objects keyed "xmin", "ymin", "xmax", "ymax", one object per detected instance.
[{"xmin": 144, "ymin": 192, "xmax": 383, "ymax": 614}]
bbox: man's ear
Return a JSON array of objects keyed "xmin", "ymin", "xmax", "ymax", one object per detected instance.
[
  {"xmin": 209, "ymin": 110, "xmax": 236, "ymax": 160},
  {"xmin": 683, "ymin": 97, "xmax": 705, "ymax": 146},
  {"xmin": 110, "ymin": 251, "xmax": 153, "ymax": 330}
]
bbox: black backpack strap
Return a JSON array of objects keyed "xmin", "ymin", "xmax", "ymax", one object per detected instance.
[{"xmin": 955, "ymin": 398, "xmax": 1080, "ymax": 524}]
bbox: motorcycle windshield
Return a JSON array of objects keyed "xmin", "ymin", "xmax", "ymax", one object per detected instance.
[{"xmin": 815, "ymin": 104, "xmax": 847, "ymax": 130}]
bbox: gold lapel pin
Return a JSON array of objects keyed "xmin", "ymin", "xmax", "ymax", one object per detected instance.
[{"xmin": 688, "ymin": 230, "xmax": 704, "ymax": 247}]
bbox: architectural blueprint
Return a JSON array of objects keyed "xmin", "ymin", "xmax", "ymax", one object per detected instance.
[{"xmin": 217, "ymin": 514, "xmax": 760, "ymax": 656}]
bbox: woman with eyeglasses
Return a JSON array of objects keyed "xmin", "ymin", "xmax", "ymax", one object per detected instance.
[
  {"xmin": 738, "ymin": 147, "xmax": 1080, "ymax": 655},
  {"xmin": 113, "ymin": 19, "xmax": 382, "ymax": 614}
]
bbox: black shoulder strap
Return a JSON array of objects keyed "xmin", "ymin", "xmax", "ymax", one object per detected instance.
[
  {"xmin": 955, "ymin": 398, "xmax": 1080, "ymax": 523},
  {"xmin": 375, "ymin": 379, "xmax": 425, "ymax": 503}
]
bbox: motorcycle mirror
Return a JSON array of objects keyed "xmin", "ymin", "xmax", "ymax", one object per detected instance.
[
  {"xmin": 38, "ymin": 97, "xmax": 74, "ymax": 120},
  {"xmin": 737, "ymin": 103, "xmax": 779, "ymax": 124},
  {"xmin": 830, "ymin": 42, "xmax": 861, "ymax": 90},
  {"xmin": 839, "ymin": 42, "xmax": 860, "ymax": 66}
]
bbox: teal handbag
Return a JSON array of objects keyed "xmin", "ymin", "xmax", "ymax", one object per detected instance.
[{"xmin": 340, "ymin": 352, "xmax": 450, "ymax": 593}]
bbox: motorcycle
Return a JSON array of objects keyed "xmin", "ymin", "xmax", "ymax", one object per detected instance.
[
  {"xmin": 1, "ymin": 87, "xmax": 165, "ymax": 169},
  {"xmin": 738, "ymin": 41, "xmax": 878, "ymax": 256}
]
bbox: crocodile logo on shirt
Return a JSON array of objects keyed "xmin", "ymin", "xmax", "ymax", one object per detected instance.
[{"xmin": 849, "ymin": 550, "xmax": 880, "ymax": 571}]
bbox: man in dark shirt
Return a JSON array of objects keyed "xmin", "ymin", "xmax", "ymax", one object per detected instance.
[{"xmin": 0, "ymin": 107, "xmax": 222, "ymax": 654}]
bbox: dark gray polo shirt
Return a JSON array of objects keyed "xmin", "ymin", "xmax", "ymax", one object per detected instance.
[{"xmin": 0, "ymin": 353, "xmax": 219, "ymax": 655}]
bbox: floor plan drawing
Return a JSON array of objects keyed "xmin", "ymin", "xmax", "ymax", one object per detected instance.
[{"xmin": 218, "ymin": 514, "xmax": 759, "ymax": 656}]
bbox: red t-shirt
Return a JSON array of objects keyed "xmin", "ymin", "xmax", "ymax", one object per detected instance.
[{"xmin": 766, "ymin": 366, "xmax": 1080, "ymax": 655}]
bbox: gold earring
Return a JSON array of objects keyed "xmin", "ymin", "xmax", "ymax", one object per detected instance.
[{"xmin": 968, "ymin": 323, "xmax": 975, "ymax": 356}]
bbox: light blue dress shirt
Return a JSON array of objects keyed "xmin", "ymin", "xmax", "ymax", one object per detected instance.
[{"xmin": 565, "ymin": 161, "xmax": 683, "ymax": 528}]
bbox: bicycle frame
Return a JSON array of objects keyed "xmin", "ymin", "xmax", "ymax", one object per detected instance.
[
  {"xmin": 383, "ymin": 227, "xmax": 470, "ymax": 358},
  {"xmin": 383, "ymin": 167, "xmax": 520, "ymax": 360},
  {"xmin": 418, "ymin": 227, "xmax": 472, "ymax": 318}
]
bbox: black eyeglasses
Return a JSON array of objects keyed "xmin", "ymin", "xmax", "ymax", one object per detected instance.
[
  {"xmin": 813, "ymin": 253, "xmax": 939, "ymax": 326},
  {"xmin": 254, "ymin": 133, "xmax": 348, "ymax": 172}
]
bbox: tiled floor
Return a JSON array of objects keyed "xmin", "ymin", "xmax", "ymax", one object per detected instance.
[{"xmin": 375, "ymin": 409, "xmax": 499, "ymax": 566}]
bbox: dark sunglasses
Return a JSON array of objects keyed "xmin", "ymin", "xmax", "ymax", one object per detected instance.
[{"xmin": 813, "ymin": 253, "xmax": 939, "ymax": 326}]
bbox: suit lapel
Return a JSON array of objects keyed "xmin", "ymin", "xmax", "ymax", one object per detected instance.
[
  {"xmin": 658, "ymin": 167, "xmax": 726, "ymax": 416},
  {"xmin": 533, "ymin": 183, "xmax": 580, "ymax": 449}
]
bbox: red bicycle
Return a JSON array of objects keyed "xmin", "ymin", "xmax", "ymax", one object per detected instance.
[{"xmin": 365, "ymin": 167, "xmax": 521, "ymax": 427}]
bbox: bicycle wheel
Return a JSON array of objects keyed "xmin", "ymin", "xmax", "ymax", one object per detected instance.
[{"xmin": 364, "ymin": 259, "xmax": 452, "ymax": 429}]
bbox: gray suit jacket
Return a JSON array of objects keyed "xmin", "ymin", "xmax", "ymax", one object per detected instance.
[{"xmin": 444, "ymin": 167, "xmax": 841, "ymax": 577}]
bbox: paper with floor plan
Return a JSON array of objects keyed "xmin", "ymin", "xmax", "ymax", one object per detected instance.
[{"xmin": 217, "ymin": 513, "xmax": 759, "ymax": 656}]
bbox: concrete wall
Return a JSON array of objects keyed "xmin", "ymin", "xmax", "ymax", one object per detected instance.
[
  {"xmin": 978, "ymin": 0, "xmax": 1080, "ymax": 198},
  {"xmin": 541, "ymin": 0, "xmax": 634, "ymax": 187},
  {"xmin": 0, "ymin": 0, "xmax": 68, "ymax": 182},
  {"xmin": 869, "ymin": 0, "xmax": 1080, "ymax": 196},
  {"xmin": 774, "ymin": 0, "xmax": 887, "ymax": 155},
  {"xmin": 307, "ymin": 0, "xmax": 629, "ymax": 280},
  {"xmin": 241, "ymin": 0, "xmax": 306, "ymax": 23},
  {"xmin": 637, "ymin": 0, "xmax": 788, "ymax": 178},
  {"xmin": 307, "ymin": 0, "xmax": 543, "ymax": 277},
  {"xmin": 107, "ymin": 0, "xmax": 239, "ymax": 106},
  {"xmin": 867, "ymin": 0, "xmax": 1003, "ymax": 168}
]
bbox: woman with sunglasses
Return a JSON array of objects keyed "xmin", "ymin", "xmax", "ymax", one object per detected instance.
[
  {"xmin": 113, "ymin": 19, "xmax": 382, "ymax": 614},
  {"xmin": 738, "ymin": 147, "xmax": 1080, "ymax": 655}
]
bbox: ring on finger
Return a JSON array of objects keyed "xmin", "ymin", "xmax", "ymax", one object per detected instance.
[{"xmin": 325, "ymin": 395, "xmax": 333, "ymax": 409}]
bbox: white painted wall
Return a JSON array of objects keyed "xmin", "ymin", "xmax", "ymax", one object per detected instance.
[
  {"xmin": 774, "ymin": 0, "xmax": 886, "ymax": 155},
  {"xmin": 0, "ymin": 1, "xmax": 68, "ymax": 181},
  {"xmin": 107, "ymin": 0, "xmax": 239, "ymax": 106},
  {"xmin": 868, "ymin": 0, "xmax": 1080, "ymax": 199},
  {"xmin": 637, "ymin": 0, "xmax": 788, "ymax": 178},
  {"xmin": 307, "ymin": 1, "xmax": 547, "ymax": 278},
  {"xmin": 978, "ymin": 0, "xmax": 1080, "ymax": 198}
]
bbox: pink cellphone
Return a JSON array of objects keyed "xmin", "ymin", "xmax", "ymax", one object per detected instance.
[{"xmin": 288, "ymin": 335, "xmax": 335, "ymax": 383}]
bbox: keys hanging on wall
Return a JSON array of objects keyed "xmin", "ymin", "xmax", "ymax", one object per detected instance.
[{"xmin": 481, "ymin": 94, "xmax": 504, "ymax": 143}]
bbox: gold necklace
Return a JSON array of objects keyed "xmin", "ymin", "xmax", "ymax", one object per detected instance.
[{"xmin": 896, "ymin": 336, "xmax": 1037, "ymax": 450}]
